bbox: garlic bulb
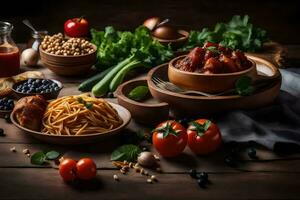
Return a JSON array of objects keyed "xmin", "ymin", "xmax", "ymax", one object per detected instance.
[
  {"xmin": 21, "ymin": 48, "xmax": 39, "ymax": 67},
  {"xmin": 137, "ymin": 152, "xmax": 156, "ymax": 167}
]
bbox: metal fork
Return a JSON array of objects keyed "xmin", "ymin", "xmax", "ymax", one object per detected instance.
[{"xmin": 152, "ymin": 77, "xmax": 234, "ymax": 97}]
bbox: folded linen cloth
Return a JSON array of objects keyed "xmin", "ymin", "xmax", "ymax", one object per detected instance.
[{"xmin": 217, "ymin": 68, "xmax": 300, "ymax": 151}]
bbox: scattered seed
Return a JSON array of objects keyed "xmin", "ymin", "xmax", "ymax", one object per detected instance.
[
  {"xmin": 150, "ymin": 175, "xmax": 157, "ymax": 182},
  {"xmin": 10, "ymin": 147, "xmax": 16, "ymax": 152},
  {"xmin": 113, "ymin": 174, "xmax": 119, "ymax": 181},
  {"xmin": 129, "ymin": 162, "xmax": 134, "ymax": 168},
  {"xmin": 123, "ymin": 160, "xmax": 128, "ymax": 165},
  {"xmin": 134, "ymin": 167, "xmax": 141, "ymax": 173},
  {"xmin": 147, "ymin": 178, "xmax": 153, "ymax": 184},
  {"xmin": 26, "ymin": 153, "xmax": 31, "ymax": 157},
  {"xmin": 140, "ymin": 168, "xmax": 145, "ymax": 175},
  {"xmin": 120, "ymin": 169, "xmax": 126, "ymax": 174},
  {"xmin": 144, "ymin": 171, "xmax": 149, "ymax": 176},
  {"xmin": 22, "ymin": 149, "xmax": 30, "ymax": 154}
]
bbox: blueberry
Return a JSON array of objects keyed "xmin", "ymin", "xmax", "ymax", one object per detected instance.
[
  {"xmin": 45, "ymin": 89, "xmax": 50, "ymax": 93},
  {"xmin": 189, "ymin": 169, "xmax": 197, "ymax": 179},
  {"xmin": 197, "ymin": 178, "xmax": 207, "ymax": 188},
  {"xmin": 28, "ymin": 78, "xmax": 33, "ymax": 83},
  {"xmin": 247, "ymin": 147, "xmax": 257, "ymax": 159},
  {"xmin": 224, "ymin": 155, "xmax": 236, "ymax": 167},
  {"xmin": 198, "ymin": 172, "xmax": 208, "ymax": 182},
  {"xmin": 54, "ymin": 87, "xmax": 60, "ymax": 91}
]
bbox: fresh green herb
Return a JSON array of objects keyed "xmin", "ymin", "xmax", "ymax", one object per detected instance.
[
  {"xmin": 206, "ymin": 46, "xmax": 220, "ymax": 54},
  {"xmin": 190, "ymin": 120, "xmax": 212, "ymax": 136},
  {"xmin": 235, "ymin": 76, "xmax": 254, "ymax": 96},
  {"xmin": 31, "ymin": 150, "xmax": 61, "ymax": 165},
  {"xmin": 127, "ymin": 86, "xmax": 149, "ymax": 101},
  {"xmin": 111, "ymin": 144, "xmax": 142, "ymax": 162},
  {"xmin": 45, "ymin": 151, "xmax": 60, "ymax": 160},
  {"xmin": 182, "ymin": 15, "xmax": 268, "ymax": 52},
  {"xmin": 31, "ymin": 151, "xmax": 47, "ymax": 165},
  {"xmin": 90, "ymin": 26, "xmax": 174, "ymax": 96},
  {"xmin": 77, "ymin": 97, "xmax": 94, "ymax": 109}
]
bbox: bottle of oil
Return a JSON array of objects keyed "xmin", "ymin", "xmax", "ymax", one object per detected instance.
[{"xmin": 0, "ymin": 21, "xmax": 20, "ymax": 77}]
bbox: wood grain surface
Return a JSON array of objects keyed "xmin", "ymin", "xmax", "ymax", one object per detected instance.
[{"xmin": 0, "ymin": 45, "xmax": 300, "ymax": 199}]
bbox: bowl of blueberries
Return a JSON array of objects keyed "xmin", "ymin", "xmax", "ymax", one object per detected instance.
[
  {"xmin": 12, "ymin": 78, "xmax": 63, "ymax": 100},
  {"xmin": 0, "ymin": 97, "xmax": 14, "ymax": 117}
]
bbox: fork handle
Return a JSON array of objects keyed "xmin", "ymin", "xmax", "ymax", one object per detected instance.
[{"xmin": 180, "ymin": 90, "xmax": 212, "ymax": 97}]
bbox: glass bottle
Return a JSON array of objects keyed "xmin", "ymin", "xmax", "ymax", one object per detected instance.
[
  {"xmin": 0, "ymin": 21, "xmax": 20, "ymax": 77},
  {"xmin": 27, "ymin": 30, "xmax": 48, "ymax": 51}
]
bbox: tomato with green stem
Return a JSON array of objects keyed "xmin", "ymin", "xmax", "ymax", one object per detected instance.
[
  {"xmin": 152, "ymin": 120, "xmax": 187, "ymax": 157},
  {"xmin": 187, "ymin": 119, "xmax": 222, "ymax": 155}
]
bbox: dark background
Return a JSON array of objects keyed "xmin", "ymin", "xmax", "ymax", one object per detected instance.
[{"xmin": 1, "ymin": 0, "xmax": 299, "ymax": 44}]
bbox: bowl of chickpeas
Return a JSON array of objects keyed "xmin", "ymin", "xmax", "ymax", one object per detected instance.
[{"xmin": 39, "ymin": 33, "xmax": 97, "ymax": 76}]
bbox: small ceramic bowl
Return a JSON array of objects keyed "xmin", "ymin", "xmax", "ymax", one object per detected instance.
[
  {"xmin": 152, "ymin": 30, "xmax": 189, "ymax": 49},
  {"xmin": 39, "ymin": 44, "xmax": 97, "ymax": 76},
  {"xmin": 12, "ymin": 79, "xmax": 63, "ymax": 100},
  {"xmin": 168, "ymin": 55, "xmax": 258, "ymax": 93},
  {"xmin": 116, "ymin": 79, "xmax": 169, "ymax": 125}
]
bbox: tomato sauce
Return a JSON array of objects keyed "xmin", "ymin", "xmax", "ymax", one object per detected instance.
[{"xmin": 0, "ymin": 46, "xmax": 20, "ymax": 77}]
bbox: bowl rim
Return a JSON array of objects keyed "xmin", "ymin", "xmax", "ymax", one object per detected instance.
[
  {"xmin": 10, "ymin": 102, "xmax": 131, "ymax": 138},
  {"xmin": 39, "ymin": 43, "xmax": 97, "ymax": 58},
  {"xmin": 169, "ymin": 55, "xmax": 256, "ymax": 76},
  {"xmin": 12, "ymin": 78, "xmax": 63, "ymax": 96},
  {"xmin": 116, "ymin": 78, "xmax": 169, "ymax": 108},
  {"xmin": 147, "ymin": 61, "xmax": 281, "ymax": 100},
  {"xmin": 152, "ymin": 29, "xmax": 189, "ymax": 43}
]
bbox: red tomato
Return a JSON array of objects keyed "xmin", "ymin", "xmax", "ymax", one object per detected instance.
[
  {"xmin": 187, "ymin": 119, "xmax": 222, "ymax": 155},
  {"xmin": 64, "ymin": 17, "xmax": 89, "ymax": 37},
  {"xmin": 76, "ymin": 158, "xmax": 97, "ymax": 180},
  {"xmin": 152, "ymin": 120, "xmax": 187, "ymax": 157},
  {"xmin": 59, "ymin": 158, "xmax": 77, "ymax": 182}
]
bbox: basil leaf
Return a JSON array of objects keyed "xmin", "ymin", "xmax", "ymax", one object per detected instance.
[
  {"xmin": 235, "ymin": 76, "xmax": 254, "ymax": 96},
  {"xmin": 45, "ymin": 151, "xmax": 60, "ymax": 160},
  {"xmin": 127, "ymin": 86, "xmax": 149, "ymax": 101},
  {"xmin": 85, "ymin": 102, "xmax": 94, "ymax": 109},
  {"xmin": 111, "ymin": 144, "xmax": 141, "ymax": 162},
  {"xmin": 31, "ymin": 151, "xmax": 46, "ymax": 165}
]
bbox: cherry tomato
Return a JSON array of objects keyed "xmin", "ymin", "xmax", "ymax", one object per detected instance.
[
  {"xmin": 187, "ymin": 119, "xmax": 222, "ymax": 155},
  {"xmin": 152, "ymin": 120, "xmax": 187, "ymax": 157},
  {"xmin": 59, "ymin": 158, "xmax": 77, "ymax": 182},
  {"xmin": 64, "ymin": 17, "xmax": 89, "ymax": 37},
  {"xmin": 76, "ymin": 158, "xmax": 97, "ymax": 180}
]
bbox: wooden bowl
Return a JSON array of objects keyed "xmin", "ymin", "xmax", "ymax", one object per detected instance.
[
  {"xmin": 12, "ymin": 79, "xmax": 63, "ymax": 100},
  {"xmin": 147, "ymin": 58, "xmax": 281, "ymax": 117},
  {"xmin": 116, "ymin": 79, "xmax": 169, "ymax": 125},
  {"xmin": 152, "ymin": 30, "xmax": 189, "ymax": 49},
  {"xmin": 39, "ymin": 44, "xmax": 97, "ymax": 76},
  {"xmin": 168, "ymin": 55, "xmax": 263, "ymax": 93},
  {"xmin": 10, "ymin": 102, "xmax": 131, "ymax": 145}
]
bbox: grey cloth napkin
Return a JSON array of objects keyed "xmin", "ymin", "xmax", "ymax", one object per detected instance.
[{"xmin": 217, "ymin": 68, "xmax": 300, "ymax": 151}]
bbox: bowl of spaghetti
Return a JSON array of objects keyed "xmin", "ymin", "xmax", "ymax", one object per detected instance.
[{"xmin": 11, "ymin": 94, "xmax": 131, "ymax": 145}]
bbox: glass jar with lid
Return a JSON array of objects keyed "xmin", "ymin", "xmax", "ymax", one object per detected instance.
[{"xmin": 0, "ymin": 21, "xmax": 20, "ymax": 77}]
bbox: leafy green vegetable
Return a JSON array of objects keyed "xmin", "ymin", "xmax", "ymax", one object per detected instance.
[
  {"xmin": 31, "ymin": 151, "xmax": 47, "ymax": 165},
  {"xmin": 182, "ymin": 15, "xmax": 268, "ymax": 52},
  {"xmin": 45, "ymin": 151, "xmax": 60, "ymax": 160},
  {"xmin": 111, "ymin": 144, "xmax": 142, "ymax": 162},
  {"xmin": 91, "ymin": 26, "xmax": 174, "ymax": 96},
  {"xmin": 127, "ymin": 86, "xmax": 149, "ymax": 101},
  {"xmin": 235, "ymin": 76, "xmax": 254, "ymax": 96},
  {"xmin": 77, "ymin": 97, "xmax": 94, "ymax": 109},
  {"xmin": 31, "ymin": 150, "xmax": 61, "ymax": 165}
]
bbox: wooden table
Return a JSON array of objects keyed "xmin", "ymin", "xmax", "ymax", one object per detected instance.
[{"xmin": 1, "ymin": 45, "xmax": 300, "ymax": 200}]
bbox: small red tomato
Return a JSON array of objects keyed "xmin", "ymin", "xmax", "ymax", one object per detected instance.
[
  {"xmin": 152, "ymin": 120, "xmax": 187, "ymax": 157},
  {"xmin": 187, "ymin": 119, "xmax": 222, "ymax": 155},
  {"xmin": 64, "ymin": 17, "xmax": 89, "ymax": 37},
  {"xmin": 59, "ymin": 158, "xmax": 77, "ymax": 182},
  {"xmin": 76, "ymin": 158, "xmax": 97, "ymax": 180}
]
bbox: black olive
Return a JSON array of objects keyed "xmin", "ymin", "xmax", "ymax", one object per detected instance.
[
  {"xmin": 0, "ymin": 128, "xmax": 5, "ymax": 136},
  {"xmin": 189, "ymin": 169, "xmax": 197, "ymax": 179},
  {"xmin": 197, "ymin": 178, "xmax": 207, "ymax": 188},
  {"xmin": 247, "ymin": 147, "xmax": 257, "ymax": 159}
]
